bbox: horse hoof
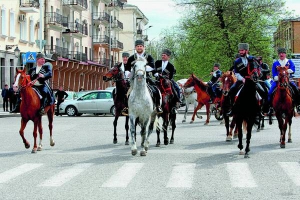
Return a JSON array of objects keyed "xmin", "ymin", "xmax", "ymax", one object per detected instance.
[
  {"xmin": 190, "ymin": 121, "xmax": 194, "ymax": 124},
  {"xmin": 239, "ymin": 150, "xmax": 245, "ymax": 155},
  {"xmin": 257, "ymin": 129, "xmax": 260, "ymax": 132},
  {"xmin": 199, "ymin": 116, "xmax": 203, "ymax": 119},
  {"xmin": 50, "ymin": 141, "xmax": 55, "ymax": 147},
  {"xmin": 226, "ymin": 136, "xmax": 232, "ymax": 141},
  {"xmin": 164, "ymin": 140, "xmax": 169, "ymax": 145},
  {"xmin": 37, "ymin": 146, "xmax": 42, "ymax": 151},
  {"xmin": 140, "ymin": 151, "xmax": 147, "ymax": 156},
  {"xmin": 244, "ymin": 154, "xmax": 250, "ymax": 158},
  {"xmin": 170, "ymin": 139, "xmax": 174, "ymax": 144},
  {"xmin": 131, "ymin": 149, "xmax": 137, "ymax": 156},
  {"xmin": 233, "ymin": 134, "xmax": 238, "ymax": 139},
  {"xmin": 288, "ymin": 139, "xmax": 292, "ymax": 143},
  {"xmin": 113, "ymin": 139, "xmax": 118, "ymax": 144},
  {"xmin": 182, "ymin": 120, "xmax": 186, "ymax": 123},
  {"xmin": 156, "ymin": 143, "xmax": 160, "ymax": 147},
  {"xmin": 280, "ymin": 144, "xmax": 285, "ymax": 148},
  {"xmin": 31, "ymin": 148, "xmax": 37, "ymax": 153},
  {"xmin": 204, "ymin": 122, "xmax": 209, "ymax": 125},
  {"xmin": 125, "ymin": 141, "xmax": 129, "ymax": 145},
  {"xmin": 24, "ymin": 143, "xmax": 30, "ymax": 149},
  {"xmin": 145, "ymin": 146, "xmax": 149, "ymax": 151}
]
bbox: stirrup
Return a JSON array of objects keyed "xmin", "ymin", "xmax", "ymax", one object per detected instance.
[
  {"xmin": 39, "ymin": 108, "xmax": 45, "ymax": 116},
  {"xmin": 156, "ymin": 106, "xmax": 163, "ymax": 114},
  {"xmin": 121, "ymin": 107, "xmax": 129, "ymax": 116},
  {"xmin": 171, "ymin": 107, "xmax": 178, "ymax": 114}
]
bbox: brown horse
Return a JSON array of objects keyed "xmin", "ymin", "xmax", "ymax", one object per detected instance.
[
  {"xmin": 155, "ymin": 74, "xmax": 177, "ymax": 146},
  {"xmin": 220, "ymin": 71, "xmax": 238, "ymax": 141},
  {"xmin": 103, "ymin": 65, "xmax": 130, "ymax": 145},
  {"xmin": 14, "ymin": 68, "xmax": 55, "ymax": 153},
  {"xmin": 272, "ymin": 66, "xmax": 294, "ymax": 148},
  {"xmin": 183, "ymin": 74, "xmax": 211, "ymax": 125}
]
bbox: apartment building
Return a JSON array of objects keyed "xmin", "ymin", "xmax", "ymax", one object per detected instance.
[{"xmin": 0, "ymin": 0, "xmax": 127, "ymax": 91}]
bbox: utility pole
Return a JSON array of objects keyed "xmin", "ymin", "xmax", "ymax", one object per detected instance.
[
  {"xmin": 109, "ymin": 11, "xmax": 112, "ymax": 70},
  {"xmin": 39, "ymin": 0, "xmax": 44, "ymax": 52}
]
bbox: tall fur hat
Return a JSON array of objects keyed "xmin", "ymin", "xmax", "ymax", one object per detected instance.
[
  {"xmin": 162, "ymin": 49, "xmax": 171, "ymax": 56},
  {"xmin": 214, "ymin": 63, "xmax": 220, "ymax": 68},
  {"xmin": 277, "ymin": 47, "xmax": 286, "ymax": 54},
  {"xmin": 135, "ymin": 39, "xmax": 144, "ymax": 46},
  {"xmin": 238, "ymin": 43, "xmax": 249, "ymax": 51},
  {"xmin": 36, "ymin": 53, "xmax": 45, "ymax": 59},
  {"xmin": 122, "ymin": 52, "xmax": 130, "ymax": 57}
]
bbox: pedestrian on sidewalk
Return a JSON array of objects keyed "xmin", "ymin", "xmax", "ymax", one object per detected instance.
[{"xmin": 1, "ymin": 84, "xmax": 9, "ymax": 112}]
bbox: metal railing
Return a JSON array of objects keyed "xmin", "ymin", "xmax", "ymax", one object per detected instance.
[
  {"xmin": 45, "ymin": 12, "xmax": 68, "ymax": 26},
  {"xmin": 19, "ymin": 0, "xmax": 40, "ymax": 7},
  {"xmin": 63, "ymin": 0, "xmax": 88, "ymax": 9}
]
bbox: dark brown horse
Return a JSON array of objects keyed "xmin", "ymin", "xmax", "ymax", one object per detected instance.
[
  {"xmin": 14, "ymin": 68, "xmax": 55, "ymax": 153},
  {"xmin": 272, "ymin": 66, "xmax": 294, "ymax": 148},
  {"xmin": 220, "ymin": 71, "xmax": 238, "ymax": 141},
  {"xmin": 183, "ymin": 74, "xmax": 211, "ymax": 125},
  {"xmin": 103, "ymin": 65, "xmax": 130, "ymax": 145},
  {"xmin": 155, "ymin": 75, "xmax": 177, "ymax": 146}
]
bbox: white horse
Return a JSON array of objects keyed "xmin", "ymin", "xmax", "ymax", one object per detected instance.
[
  {"xmin": 177, "ymin": 79, "xmax": 201, "ymax": 123},
  {"xmin": 128, "ymin": 57, "xmax": 157, "ymax": 156}
]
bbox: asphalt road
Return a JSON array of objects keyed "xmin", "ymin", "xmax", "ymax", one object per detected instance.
[{"xmin": 1, "ymin": 111, "xmax": 300, "ymax": 200}]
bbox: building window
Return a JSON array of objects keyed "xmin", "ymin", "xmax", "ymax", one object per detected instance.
[
  {"xmin": 29, "ymin": 18, "xmax": 34, "ymax": 43},
  {"xmin": 1, "ymin": 6, "xmax": 7, "ymax": 36},
  {"xmin": 9, "ymin": 10, "xmax": 15, "ymax": 38},
  {"xmin": 20, "ymin": 19, "xmax": 27, "ymax": 41}
]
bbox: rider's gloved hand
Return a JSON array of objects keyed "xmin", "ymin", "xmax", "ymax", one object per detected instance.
[
  {"xmin": 154, "ymin": 73, "xmax": 159, "ymax": 77},
  {"xmin": 287, "ymin": 69, "xmax": 293, "ymax": 74}
]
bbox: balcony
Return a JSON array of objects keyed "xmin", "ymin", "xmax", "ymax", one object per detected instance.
[
  {"xmin": 44, "ymin": 45, "xmax": 69, "ymax": 58},
  {"xmin": 62, "ymin": 22, "xmax": 88, "ymax": 36},
  {"xmin": 93, "ymin": 35, "xmax": 110, "ymax": 48},
  {"xmin": 105, "ymin": 0, "xmax": 124, "ymax": 11},
  {"xmin": 92, "ymin": 57, "xmax": 110, "ymax": 67},
  {"xmin": 111, "ymin": 40, "xmax": 123, "ymax": 51},
  {"xmin": 46, "ymin": 12, "xmax": 68, "ymax": 28},
  {"xmin": 111, "ymin": 19, "xmax": 123, "ymax": 31},
  {"xmin": 19, "ymin": 0, "xmax": 39, "ymax": 13},
  {"xmin": 63, "ymin": 0, "xmax": 88, "ymax": 11},
  {"xmin": 92, "ymin": 12, "xmax": 110, "ymax": 26},
  {"xmin": 67, "ymin": 51, "xmax": 88, "ymax": 62}
]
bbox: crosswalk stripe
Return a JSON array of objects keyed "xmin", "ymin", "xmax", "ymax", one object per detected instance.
[
  {"xmin": 226, "ymin": 163, "xmax": 257, "ymax": 188},
  {"xmin": 166, "ymin": 163, "xmax": 196, "ymax": 188},
  {"xmin": 0, "ymin": 163, "xmax": 43, "ymax": 183},
  {"xmin": 102, "ymin": 163, "xmax": 144, "ymax": 188},
  {"xmin": 279, "ymin": 162, "xmax": 300, "ymax": 186},
  {"xmin": 39, "ymin": 163, "xmax": 93, "ymax": 187}
]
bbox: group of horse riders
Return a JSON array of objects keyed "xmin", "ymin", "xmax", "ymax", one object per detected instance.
[
  {"xmin": 119, "ymin": 39, "xmax": 182, "ymax": 116},
  {"xmin": 219, "ymin": 43, "xmax": 300, "ymax": 117},
  {"xmin": 11, "ymin": 53, "xmax": 54, "ymax": 116}
]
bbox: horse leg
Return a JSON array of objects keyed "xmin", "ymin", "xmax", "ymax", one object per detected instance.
[
  {"xmin": 125, "ymin": 116, "xmax": 129, "ymax": 145},
  {"xmin": 19, "ymin": 118, "xmax": 30, "ymax": 149},
  {"xmin": 140, "ymin": 121, "xmax": 148, "ymax": 156},
  {"xmin": 170, "ymin": 113, "xmax": 176, "ymax": 144},
  {"xmin": 31, "ymin": 119, "xmax": 40, "ymax": 153},
  {"xmin": 224, "ymin": 116, "xmax": 232, "ymax": 141},
  {"xmin": 236, "ymin": 117, "xmax": 244, "ymax": 155},
  {"xmin": 288, "ymin": 118, "xmax": 292, "ymax": 143},
  {"xmin": 129, "ymin": 116, "xmax": 137, "ymax": 156},
  {"xmin": 145, "ymin": 112, "xmax": 157, "ymax": 151},
  {"xmin": 182, "ymin": 104, "xmax": 188, "ymax": 123},
  {"xmin": 204, "ymin": 103, "xmax": 210, "ymax": 125},
  {"xmin": 280, "ymin": 116, "xmax": 289, "ymax": 148},
  {"xmin": 276, "ymin": 114, "xmax": 285, "ymax": 148},
  {"xmin": 47, "ymin": 108, "xmax": 55, "ymax": 147},
  {"xmin": 190, "ymin": 103, "xmax": 202, "ymax": 123},
  {"xmin": 163, "ymin": 118, "xmax": 169, "ymax": 145},
  {"xmin": 37, "ymin": 117, "xmax": 43, "ymax": 151},
  {"xmin": 112, "ymin": 115, "xmax": 119, "ymax": 144},
  {"xmin": 244, "ymin": 118, "xmax": 254, "ymax": 158}
]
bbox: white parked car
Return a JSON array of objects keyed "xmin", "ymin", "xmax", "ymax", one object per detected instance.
[{"xmin": 58, "ymin": 90, "xmax": 115, "ymax": 116}]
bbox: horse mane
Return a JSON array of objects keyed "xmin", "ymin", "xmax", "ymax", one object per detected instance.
[
  {"xmin": 192, "ymin": 75, "xmax": 208, "ymax": 91},
  {"xmin": 136, "ymin": 57, "xmax": 146, "ymax": 62}
]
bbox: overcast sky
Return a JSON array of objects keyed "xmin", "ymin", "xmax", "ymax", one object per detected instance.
[{"xmin": 127, "ymin": 0, "xmax": 300, "ymax": 41}]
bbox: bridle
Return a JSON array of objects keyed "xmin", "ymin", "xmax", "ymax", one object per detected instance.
[{"xmin": 277, "ymin": 67, "xmax": 290, "ymax": 89}]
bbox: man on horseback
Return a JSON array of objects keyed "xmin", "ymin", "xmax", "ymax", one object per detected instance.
[
  {"xmin": 267, "ymin": 47, "xmax": 300, "ymax": 115},
  {"xmin": 227, "ymin": 43, "xmax": 263, "ymax": 117},
  {"xmin": 154, "ymin": 49, "xmax": 181, "ymax": 114},
  {"xmin": 257, "ymin": 56, "xmax": 271, "ymax": 90},
  {"xmin": 11, "ymin": 53, "xmax": 54, "ymax": 115},
  {"xmin": 121, "ymin": 39, "xmax": 163, "ymax": 116},
  {"xmin": 207, "ymin": 63, "xmax": 222, "ymax": 103}
]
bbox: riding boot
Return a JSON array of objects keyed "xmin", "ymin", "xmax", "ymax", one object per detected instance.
[
  {"xmin": 10, "ymin": 98, "xmax": 21, "ymax": 113},
  {"xmin": 39, "ymin": 97, "xmax": 47, "ymax": 116}
]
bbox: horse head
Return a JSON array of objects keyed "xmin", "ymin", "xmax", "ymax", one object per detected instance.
[
  {"xmin": 277, "ymin": 66, "xmax": 290, "ymax": 89},
  {"xmin": 157, "ymin": 74, "xmax": 173, "ymax": 96},
  {"xmin": 221, "ymin": 71, "xmax": 236, "ymax": 96},
  {"xmin": 133, "ymin": 57, "xmax": 147, "ymax": 82},
  {"xmin": 247, "ymin": 60, "xmax": 260, "ymax": 83},
  {"xmin": 103, "ymin": 64, "xmax": 124, "ymax": 82},
  {"xmin": 183, "ymin": 74, "xmax": 196, "ymax": 89},
  {"xmin": 14, "ymin": 68, "xmax": 31, "ymax": 89}
]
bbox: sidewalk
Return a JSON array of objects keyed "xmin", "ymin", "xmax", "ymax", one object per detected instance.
[{"xmin": 0, "ymin": 103, "xmax": 20, "ymax": 118}]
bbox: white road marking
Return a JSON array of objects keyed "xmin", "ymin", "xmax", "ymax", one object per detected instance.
[
  {"xmin": 166, "ymin": 163, "xmax": 196, "ymax": 188},
  {"xmin": 0, "ymin": 163, "xmax": 43, "ymax": 183},
  {"xmin": 39, "ymin": 163, "xmax": 93, "ymax": 187},
  {"xmin": 279, "ymin": 162, "xmax": 300, "ymax": 186},
  {"xmin": 227, "ymin": 163, "xmax": 257, "ymax": 188},
  {"xmin": 102, "ymin": 163, "xmax": 144, "ymax": 188}
]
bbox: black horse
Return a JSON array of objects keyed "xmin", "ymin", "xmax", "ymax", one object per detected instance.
[
  {"xmin": 103, "ymin": 65, "xmax": 130, "ymax": 145},
  {"xmin": 233, "ymin": 65, "xmax": 260, "ymax": 158}
]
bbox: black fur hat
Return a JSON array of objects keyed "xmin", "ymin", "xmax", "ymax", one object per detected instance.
[
  {"xmin": 162, "ymin": 49, "xmax": 171, "ymax": 56},
  {"xmin": 238, "ymin": 43, "xmax": 249, "ymax": 51},
  {"xmin": 36, "ymin": 53, "xmax": 45, "ymax": 59},
  {"xmin": 135, "ymin": 40, "xmax": 144, "ymax": 46},
  {"xmin": 277, "ymin": 47, "xmax": 286, "ymax": 54},
  {"xmin": 122, "ymin": 52, "xmax": 130, "ymax": 57}
]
